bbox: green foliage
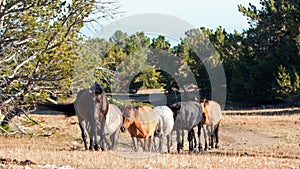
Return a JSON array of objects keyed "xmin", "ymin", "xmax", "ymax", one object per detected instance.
[
  {"xmin": 0, "ymin": 0, "xmax": 119, "ymax": 115},
  {"xmin": 230, "ymin": 0, "xmax": 300, "ymax": 104},
  {"xmin": 2, "ymin": 0, "xmax": 300, "ymax": 112},
  {"xmin": 130, "ymin": 67, "xmax": 164, "ymax": 91},
  {"xmin": 0, "ymin": 124, "xmax": 10, "ymax": 133},
  {"xmin": 273, "ymin": 65, "xmax": 300, "ymax": 101}
]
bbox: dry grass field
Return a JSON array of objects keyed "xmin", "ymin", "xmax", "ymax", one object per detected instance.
[{"xmin": 0, "ymin": 110, "xmax": 299, "ymax": 169}]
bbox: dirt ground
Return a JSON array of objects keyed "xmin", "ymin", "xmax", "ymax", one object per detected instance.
[{"xmin": 0, "ymin": 110, "xmax": 299, "ymax": 169}]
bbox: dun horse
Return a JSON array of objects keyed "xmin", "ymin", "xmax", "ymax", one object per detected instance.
[
  {"xmin": 120, "ymin": 105, "xmax": 158, "ymax": 152},
  {"xmin": 153, "ymin": 106, "xmax": 174, "ymax": 153},
  {"xmin": 168, "ymin": 101, "xmax": 203, "ymax": 153},
  {"xmin": 200, "ymin": 99, "xmax": 222, "ymax": 150},
  {"xmin": 40, "ymin": 82, "xmax": 109, "ymax": 151},
  {"xmin": 73, "ymin": 82, "xmax": 108, "ymax": 150}
]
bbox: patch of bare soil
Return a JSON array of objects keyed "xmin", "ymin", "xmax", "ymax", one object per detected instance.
[{"xmin": 0, "ymin": 112, "xmax": 299, "ymax": 168}]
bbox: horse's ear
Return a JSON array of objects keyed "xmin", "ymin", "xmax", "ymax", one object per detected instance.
[
  {"xmin": 133, "ymin": 106, "xmax": 138, "ymax": 110},
  {"xmin": 203, "ymin": 99, "xmax": 209, "ymax": 107},
  {"xmin": 175, "ymin": 102, "xmax": 181, "ymax": 110}
]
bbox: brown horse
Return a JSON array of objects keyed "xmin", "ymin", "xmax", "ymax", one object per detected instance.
[
  {"xmin": 120, "ymin": 105, "xmax": 158, "ymax": 152},
  {"xmin": 200, "ymin": 99, "xmax": 222, "ymax": 150}
]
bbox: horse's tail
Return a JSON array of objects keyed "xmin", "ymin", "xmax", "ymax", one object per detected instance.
[{"xmin": 38, "ymin": 103, "xmax": 76, "ymax": 117}]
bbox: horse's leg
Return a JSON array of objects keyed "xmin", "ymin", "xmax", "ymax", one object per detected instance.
[
  {"xmin": 78, "ymin": 122, "xmax": 88, "ymax": 150},
  {"xmin": 109, "ymin": 132, "xmax": 116, "ymax": 150},
  {"xmin": 153, "ymin": 137, "xmax": 157, "ymax": 152},
  {"xmin": 132, "ymin": 137, "xmax": 138, "ymax": 152},
  {"xmin": 170, "ymin": 130, "xmax": 174, "ymax": 147},
  {"xmin": 176, "ymin": 128, "xmax": 181, "ymax": 153},
  {"xmin": 101, "ymin": 129, "xmax": 112, "ymax": 150},
  {"xmin": 143, "ymin": 138, "xmax": 147, "ymax": 151},
  {"xmin": 114, "ymin": 131, "xmax": 120, "ymax": 149},
  {"xmin": 193, "ymin": 130, "xmax": 197, "ymax": 148},
  {"xmin": 181, "ymin": 129, "xmax": 184, "ymax": 149},
  {"xmin": 90, "ymin": 122, "xmax": 99, "ymax": 151},
  {"xmin": 149, "ymin": 136, "xmax": 154, "ymax": 152},
  {"xmin": 203, "ymin": 125, "xmax": 208, "ymax": 151},
  {"xmin": 188, "ymin": 128, "xmax": 195, "ymax": 153},
  {"xmin": 197, "ymin": 122, "xmax": 203, "ymax": 151},
  {"xmin": 103, "ymin": 135, "xmax": 112, "ymax": 150},
  {"xmin": 210, "ymin": 124, "xmax": 214, "ymax": 149},
  {"xmin": 166, "ymin": 134, "xmax": 171, "ymax": 153},
  {"xmin": 146, "ymin": 137, "xmax": 151, "ymax": 152},
  {"xmin": 159, "ymin": 134, "xmax": 163, "ymax": 153},
  {"xmin": 214, "ymin": 122, "xmax": 221, "ymax": 148},
  {"xmin": 99, "ymin": 116, "xmax": 106, "ymax": 151},
  {"xmin": 89, "ymin": 138, "xmax": 94, "ymax": 150}
]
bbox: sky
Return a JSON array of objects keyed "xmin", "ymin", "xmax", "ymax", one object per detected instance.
[
  {"xmin": 82, "ymin": 0, "xmax": 261, "ymax": 41},
  {"xmin": 118, "ymin": 0, "xmax": 260, "ymax": 32}
]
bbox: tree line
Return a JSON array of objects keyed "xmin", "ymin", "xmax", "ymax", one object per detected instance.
[{"xmin": 85, "ymin": 0, "xmax": 300, "ymax": 106}]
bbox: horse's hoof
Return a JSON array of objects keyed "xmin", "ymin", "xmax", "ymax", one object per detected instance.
[
  {"xmin": 193, "ymin": 149, "xmax": 200, "ymax": 154},
  {"xmin": 94, "ymin": 144, "xmax": 100, "ymax": 151},
  {"xmin": 215, "ymin": 144, "xmax": 220, "ymax": 149}
]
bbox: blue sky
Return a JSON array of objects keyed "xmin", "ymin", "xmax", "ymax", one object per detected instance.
[
  {"xmin": 118, "ymin": 0, "xmax": 260, "ymax": 32},
  {"xmin": 82, "ymin": 0, "xmax": 261, "ymax": 40}
]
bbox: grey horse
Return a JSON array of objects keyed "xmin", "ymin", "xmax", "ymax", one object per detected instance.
[{"xmin": 168, "ymin": 101, "xmax": 203, "ymax": 153}]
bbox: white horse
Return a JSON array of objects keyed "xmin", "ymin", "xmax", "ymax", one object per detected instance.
[
  {"xmin": 153, "ymin": 106, "xmax": 174, "ymax": 153},
  {"xmin": 99, "ymin": 104, "xmax": 123, "ymax": 150},
  {"xmin": 87, "ymin": 104, "xmax": 123, "ymax": 150}
]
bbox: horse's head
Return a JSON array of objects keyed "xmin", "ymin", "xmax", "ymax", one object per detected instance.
[
  {"xmin": 167, "ymin": 102, "xmax": 181, "ymax": 121},
  {"xmin": 90, "ymin": 82, "xmax": 108, "ymax": 115},
  {"xmin": 90, "ymin": 82, "xmax": 104, "ymax": 94},
  {"xmin": 200, "ymin": 99, "xmax": 209, "ymax": 116},
  {"xmin": 120, "ymin": 105, "xmax": 136, "ymax": 133}
]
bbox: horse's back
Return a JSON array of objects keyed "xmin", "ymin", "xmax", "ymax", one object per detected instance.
[
  {"xmin": 74, "ymin": 89, "xmax": 93, "ymax": 120},
  {"xmin": 175, "ymin": 101, "xmax": 203, "ymax": 130},
  {"xmin": 209, "ymin": 100, "xmax": 222, "ymax": 124},
  {"xmin": 136, "ymin": 106, "xmax": 157, "ymax": 123},
  {"xmin": 105, "ymin": 104, "xmax": 122, "ymax": 134},
  {"xmin": 136, "ymin": 106, "xmax": 158, "ymax": 137},
  {"xmin": 202, "ymin": 100, "xmax": 222, "ymax": 125},
  {"xmin": 153, "ymin": 106, "xmax": 174, "ymax": 135}
]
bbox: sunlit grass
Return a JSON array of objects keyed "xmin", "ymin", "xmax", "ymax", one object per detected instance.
[{"xmin": 0, "ymin": 114, "xmax": 299, "ymax": 168}]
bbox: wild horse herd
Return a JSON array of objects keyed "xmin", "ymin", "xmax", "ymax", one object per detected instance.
[{"xmin": 42, "ymin": 82, "xmax": 222, "ymax": 154}]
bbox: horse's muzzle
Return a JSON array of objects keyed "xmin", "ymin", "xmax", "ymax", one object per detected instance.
[{"xmin": 120, "ymin": 126, "xmax": 126, "ymax": 133}]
